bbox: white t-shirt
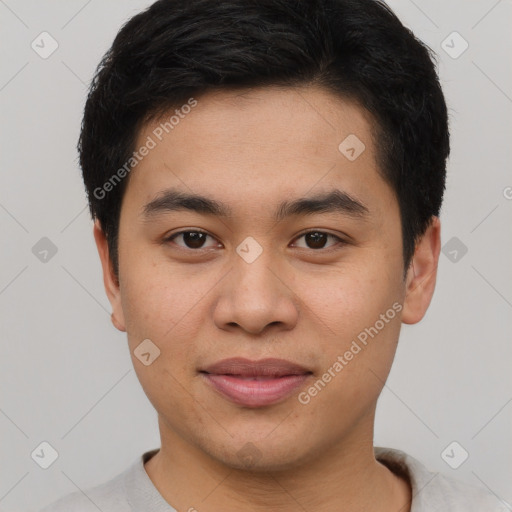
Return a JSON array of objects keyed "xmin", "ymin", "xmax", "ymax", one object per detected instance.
[{"xmin": 39, "ymin": 446, "xmax": 510, "ymax": 511}]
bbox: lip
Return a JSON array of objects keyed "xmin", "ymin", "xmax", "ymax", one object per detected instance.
[{"xmin": 200, "ymin": 357, "xmax": 312, "ymax": 408}]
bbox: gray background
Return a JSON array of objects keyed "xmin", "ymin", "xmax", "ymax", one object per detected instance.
[{"xmin": 0, "ymin": 0, "xmax": 511, "ymax": 510}]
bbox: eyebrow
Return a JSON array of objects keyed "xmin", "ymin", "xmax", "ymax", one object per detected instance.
[{"xmin": 142, "ymin": 187, "xmax": 370, "ymax": 221}]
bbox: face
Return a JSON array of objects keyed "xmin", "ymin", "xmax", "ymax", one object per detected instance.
[{"xmin": 96, "ymin": 86, "xmax": 440, "ymax": 471}]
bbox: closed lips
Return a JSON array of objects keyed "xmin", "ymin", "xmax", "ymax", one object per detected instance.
[{"xmin": 200, "ymin": 357, "xmax": 312, "ymax": 378}]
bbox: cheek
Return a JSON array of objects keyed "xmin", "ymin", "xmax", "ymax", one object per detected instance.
[
  {"xmin": 294, "ymin": 256, "xmax": 404, "ymax": 404},
  {"xmin": 297, "ymin": 275, "xmax": 403, "ymax": 429},
  {"xmin": 118, "ymin": 255, "xmax": 223, "ymax": 384},
  {"xmin": 120, "ymin": 255, "xmax": 198, "ymax": 336},
  {"xmin": 120, "ymin": 264, "xmax": 204, "ymax": 415},
  {"xmin": 298, "ymin": 262, "xmax": 401, "ymax": 342}
]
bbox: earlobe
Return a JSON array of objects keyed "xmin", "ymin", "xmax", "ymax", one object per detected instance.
[
  {"xmin": 93, "ymin": 220, "xmax": 127, "ymax": 332},
  {"xmin": 401, "ymin": 217, "xmax": 441, "ymax": 325}
]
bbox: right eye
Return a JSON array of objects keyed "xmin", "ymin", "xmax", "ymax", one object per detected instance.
[{"xmin": 164, "ymin": 230, "xmax": 222, "ymax": 250}]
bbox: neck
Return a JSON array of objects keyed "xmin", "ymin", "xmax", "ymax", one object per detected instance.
[{"xmin": 144, "ymin": 415, "xmax": 411, "ymax": 512}]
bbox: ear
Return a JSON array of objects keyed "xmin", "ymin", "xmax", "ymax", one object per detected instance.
[
  {"xmin": 402, "ymin": 216, "xmax": 441, "ymax": 325},
  {"xmin": 93, "ymin": 220, "xmax": 126, "ymax": 332}
]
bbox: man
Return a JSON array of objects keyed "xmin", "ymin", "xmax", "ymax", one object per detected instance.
[{"xmin": 41, "ymin": 0, "xmax": 508, "ymax": 510}]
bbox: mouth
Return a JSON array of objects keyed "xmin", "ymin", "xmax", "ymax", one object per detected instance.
[{"xmin": 199, "ymin": 357, "xmax": 313, "ymax": 408}]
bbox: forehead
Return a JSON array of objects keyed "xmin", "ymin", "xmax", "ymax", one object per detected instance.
[
  {"xmin": 142, "ymin": 86, "xmax": 374, "ymax": 158},
  {"xmin": 126, "ymin": 86, "xmax": 394, "ymax": 217}
]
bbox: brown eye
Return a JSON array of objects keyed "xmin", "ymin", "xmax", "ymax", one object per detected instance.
[
  {"xmin": 166, "ymin": 230, "xmax": 218, "ymax": 250},
  {"xmin": 293, "ymin": 231, "xmax": 343, "ymax": 250}
]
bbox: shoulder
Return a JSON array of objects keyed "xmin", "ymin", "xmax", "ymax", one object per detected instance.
[
  {"xmin": 374, "ymin": 446, "xmax": 511, "ymax": 512},
  {"xmin": 427, "ymin": 472, "xmax": 510, "ymax": 511},
  {"xmin": 38, "ymin": 463, "xmax": 131, "ymax": 512}
]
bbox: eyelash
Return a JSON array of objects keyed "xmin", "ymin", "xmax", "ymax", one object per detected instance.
[{"xmin": 163, "ymin": 229, "xmax": 347, "ymax": 252}]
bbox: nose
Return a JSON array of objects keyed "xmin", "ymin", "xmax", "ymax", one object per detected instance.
[{"xmin": 212, "ymin": 248, "xmax": 299, "ymax": 335}]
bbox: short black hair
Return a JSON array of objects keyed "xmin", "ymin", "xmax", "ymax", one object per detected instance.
[{"xmin": 79, "ymin": 0, "xmax": 450, "ymax": 278}]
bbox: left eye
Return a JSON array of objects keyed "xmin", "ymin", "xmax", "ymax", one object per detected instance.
[
  {"xmin": 292, "ymin": 231, "xmax": 343, "ymax": 250},
  {"xmin": 165, "ymin": 230, "xmax": 343, "ymax": 251}
]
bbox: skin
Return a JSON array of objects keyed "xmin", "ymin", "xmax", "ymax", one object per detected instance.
[{"xmin": 94, "ymin": 85, "xmax": 441, "ymax": 512}]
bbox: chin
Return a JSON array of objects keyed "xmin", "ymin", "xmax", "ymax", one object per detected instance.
[{"xmin": 204, "ymin": 435, "xmax": 312, "ymax": 473}]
